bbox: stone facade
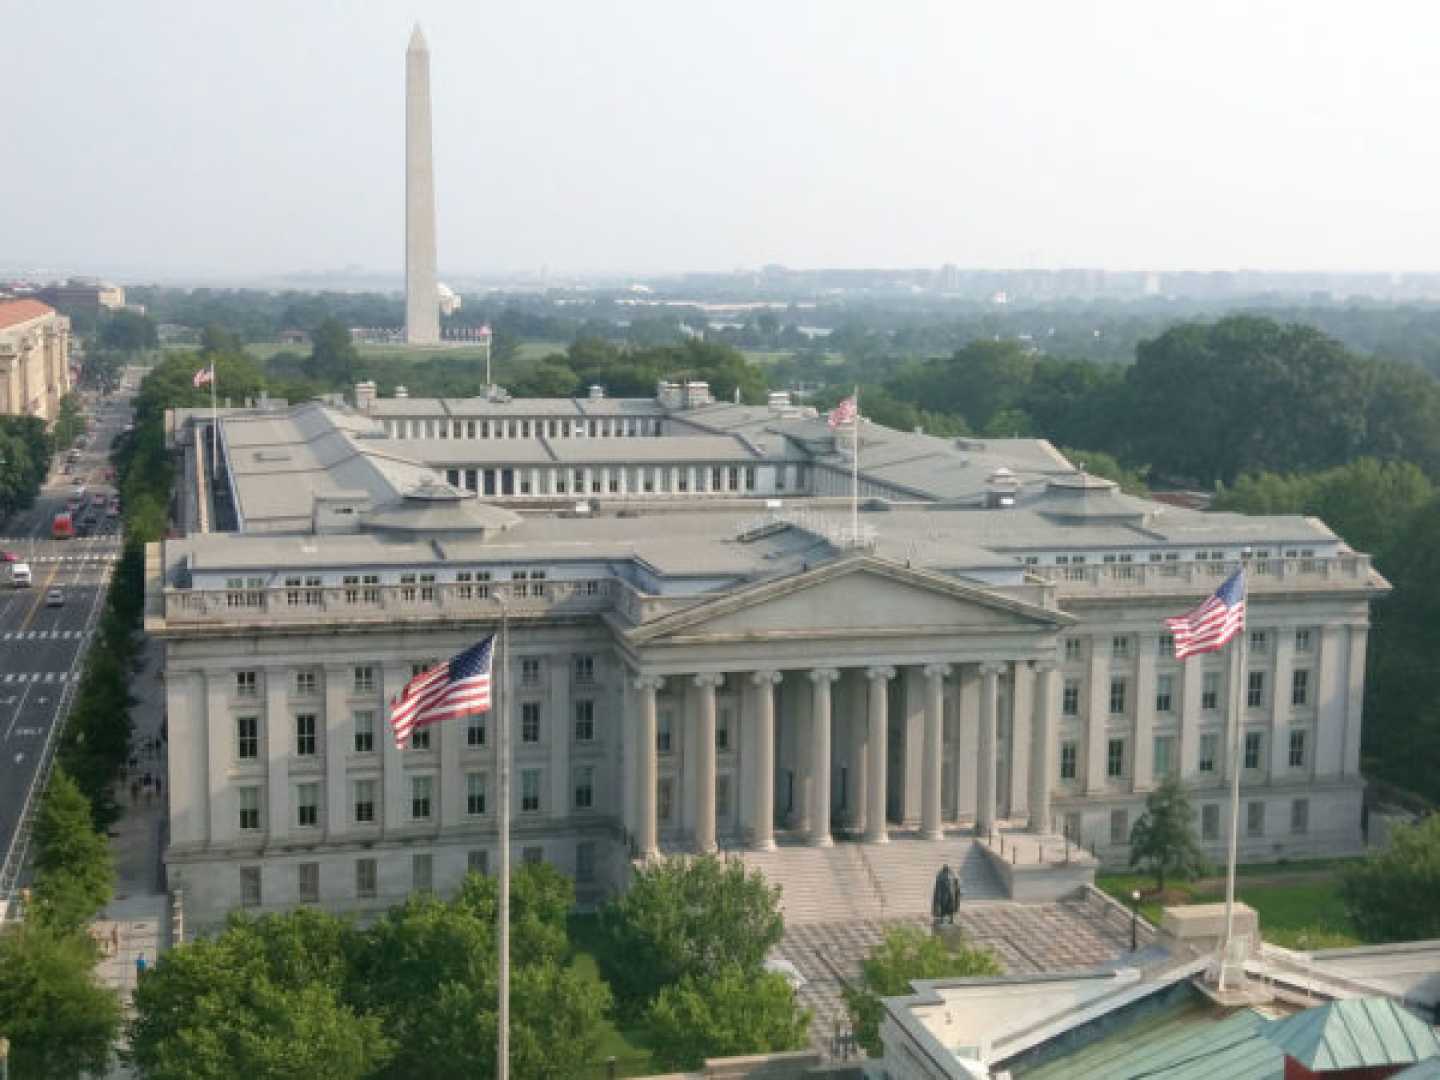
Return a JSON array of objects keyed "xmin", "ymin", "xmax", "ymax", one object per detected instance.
[{"xmin": 0, "ymin": 298, "xmax": 71, "ymax": 421}]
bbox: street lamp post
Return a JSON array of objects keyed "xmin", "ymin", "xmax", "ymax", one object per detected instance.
[
  {"xmin": 1, "ymin": 1033, "xmax": 11, "ymax": 1080},
  {"xmin": 1130, "ymin": 889, "xmax": 1142, "ymax": 951}
]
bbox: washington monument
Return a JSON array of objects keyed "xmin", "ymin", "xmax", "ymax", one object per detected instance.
[{"xmin": 405, "ymin": 24, "xmax": 440, "ymax": 345}]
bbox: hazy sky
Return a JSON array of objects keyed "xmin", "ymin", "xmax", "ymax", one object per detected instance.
[{"xmin": 6, "ymin": 0, "xmax": 1440, "ymax": 280}]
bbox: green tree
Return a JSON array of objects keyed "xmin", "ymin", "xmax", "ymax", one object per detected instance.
[
  {"xmin": 0, "ymin": 923, "xmax": 122, "ymax": 1079},
  {"xmin": 1340, "ymin": 814, "xmax": 1440, "ymax": 942},
  {"xmin": 307, "ymin": 317, "xmax": 359, "ymax": 387},
  {"xmin": 598, "ymin": 854, "xmax": 785, "ymax": 1014},
  {"xmin": 1127, "ymin": 775, "xmax": 1207, "ymax": 893},
  {"xmin": 128, "ymin": 911, "xmax": 390, "ymax": 1080},
  {"xmin": 646, "ymin": 965, "xmax": 811, "ymax": 1071},
  {"xmin": 842, "ymin": 926, "xmax": 1001, "ymax": 1055},
  {"xmin": 1063, "ymin": 448, "xmax": 1149, "ymax": 495},
  {"xmin": 30, "ymin": 768, "xmax": 115, "ymax": 931},
  {"xmin": 99, "ymin": 309, "xmax": 158, "ymax": 352}
]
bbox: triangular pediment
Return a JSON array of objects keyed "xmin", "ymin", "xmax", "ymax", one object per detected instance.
[{"xmin": 626, "ymin": 555, "xmax": 1070, "ymax": 644}]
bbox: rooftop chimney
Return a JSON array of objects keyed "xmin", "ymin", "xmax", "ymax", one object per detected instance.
[
  {"xmin": 355, "ymin": 380, "xmax": 378, "ymax": 411},
  {"xmin": 588, "ymin": 384, "xmax": 605, "ymax": 400},
  {"xmin": 394, "ymin": 384, "xmax": 409, "ymax": 399}
]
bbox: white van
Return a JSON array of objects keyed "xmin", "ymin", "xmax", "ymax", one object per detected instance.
[{"xmin": 11, "ymin": 562, "xmax": 32, "ymax": 587}]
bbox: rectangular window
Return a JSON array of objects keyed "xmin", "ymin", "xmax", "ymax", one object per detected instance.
[
  {"xmin": 467, "ymin": 714, "xmax": 487, "ymax": 748},
  {"xmin": 353, "ymin": 711, "xmax": 375, "ymax": 753},
  {"xmin": 1290, "ymin": 798, "xmax": 1309, "ymax": 835},
  {"xmin": 520, "ymin": 658, "xmax": 542, "ymax": 686},
  {"xmin": 296, "ymin": 782, "xmax": 319, "ymax": 828},
  {"xmin": 658, "ymin": 778, "xmax": 674, "ymax": 821},
  {"xmin": 1202, "ymin": 672, "xmax": 1220, "ymax": 711},
  {"xmin": 574, "ymin": 700, "xmax": 595, "ymax": 743},
  {"xmin": 240, "ymin": 866, "xmax": 261, "ymax": 908},
  {"xmin": 466, "ymin": 773, "xmax": 487, "ymax": 816},
  {"xmin": 1295, "ymin": 629, "xmax": 1313, "ymax": 653},
  {"xmin": 1109, "ymin": 809, "xmax": 1129, "ymax": 845},
  {"xmin": 236, "ymin": 670, "xmax": 258, "ymax": 698},
  {"xmin": 1159, "ymin": 633, "xmax": 1175, "ymax": 658},
  {"xmin": 413, "ymin": 853, "xmax": 433, "ymax": 892},
  {"xmin": 1153, "ymin": 735, "xmax": 1175, "ymax": 778},
  {"xmin": 1060, "ymin": 741, "xmax": 1078, "ymax": 781},
  {"xmin": 574, "ymin": 765, "xmax": 594, "ymax": 810},
  {"xmin": 1249, "ymin": 630, "xmax": 1269, "ymax": 654},
  {"xmin": 1291, "ymin": 669, "xmax": 1310, "ymax": 707},
  {"xmin": 1247, "ymin": 801, "xmax": 1266, "ymax": 838},
  {"xmin": 1155, "ymin": 674, "xmax": 1174, "ymax": 713},
  {"xmin": 1064, "ymin": 639, "xmax": 1082, "ymax": 662},
  {"xmin": 657, "ymin": 709, "xmax": 673, "ymax": 754},
  {"xmin": 1109, "ymin": 677, "xmax": 1127, "ymax": 715},
  {"xmin": 353, "ymin": 665, "xmax": 375, "ymax": 694},
  {"xmin": 410, "ymin": 727, "xmax": 431, "ymax": 751},
  {"xmin": 521, "ymin": 769, "xmax": 541, "ymax": 813},
  {"xmin": 294, "ymin": 669, "xmax": 318, "ymax": 696},
  {"xmin": 716, "ymin": 705, "xmax": 733, "ymax": 751},
  {"xmin": 1202, "ymin": 803, "xmax": 1220, "ymax": 842},
  {"xmin": 716, "ymin": 774, "xmax": 731, "ymax": 819},
  {"xmin": 576, "ymin": 840, "xmax": 596, "ymax": 883},
  {"xmin": 1289, "ymin": 729, "xmax": 1307, "ymax": 769},
  {"xmin": 1199, "ymin": 732, "xmax": 1218, "ymax": 774},
  {"xmin": 295, "ymin": 714, "xmax": 317, "ymax": 756},
  {"xmin": 1062, "ymin": 680, "xmax": 1080, "ymax": 716},
  {"xmin": 1111, "ymin": 635, "xmax": 1130, "ymax": 658},
  {"xmin": 523, "ymin": 846, "xmax": 544, "ymax": 866},
  {"xmin": 237, "ymin": 716, "xmax": 259, "ymax": 760},
  {"xmin": 522, "ymin": 702, "xmax": 541, "ymax": 744},
  {"xmin": 574, "ymin": 655, "xmax": 595, "ymax": 684},
  {"xmin": 355, "ymin": 858, "xmax": 377, "ymax": 899},
  {"xmin": 297, "ymin": 862, "xmax": 319, "ymax": 903},
  {"xmin": 1107, "ymin": 738, "xmax": 1126, "ymax": 779},
  {"xmin": 467, "ymin": 850, "xmax": 489, "ymax": 876},
  {"xmin": 1247, "ymin": 672, "xmax": 1265, "ymax": 709},
  {"xmin": 1244, "ymin": 731, "xmax": 1264, "ymax": 770},
  {"xmin": 238, "ymin": 786, "xmax": 261, "ymax": 831},
  {"xmin": 411, "ymin": 775, "xmax": 433, "ymax": 820},
  {"xmin": 353, "ymin": 779, "xmax": 375, "ymax": 824}
]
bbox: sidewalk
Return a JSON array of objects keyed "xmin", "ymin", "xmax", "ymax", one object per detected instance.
[{"xmin": 94, "ymin": 632, "xmax": 170, "ymax": 1057}]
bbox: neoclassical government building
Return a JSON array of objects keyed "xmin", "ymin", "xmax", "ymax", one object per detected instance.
[{"xmin": 149, "ymin": 383, "xmax": 1387, "ymax": 925}]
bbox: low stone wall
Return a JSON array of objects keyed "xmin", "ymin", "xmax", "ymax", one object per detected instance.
[{"xmin": 978, "ymin": 834, "xmax": 1098, "ymax": 902}]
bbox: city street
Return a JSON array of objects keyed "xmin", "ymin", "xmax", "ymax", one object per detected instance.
[{"xmin": 0, "ymin": 372, "xmax": 136, "ymax": 900}]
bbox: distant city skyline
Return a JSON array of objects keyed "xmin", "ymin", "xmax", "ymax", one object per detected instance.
[{"xmin": 6, "ymin": 1, "xmax": 1440, "ymax": 279}]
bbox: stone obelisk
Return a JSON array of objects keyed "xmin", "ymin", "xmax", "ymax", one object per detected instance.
[{"xmin": 405, "ymin": 24, "xmax": 440, "ymax": 345}]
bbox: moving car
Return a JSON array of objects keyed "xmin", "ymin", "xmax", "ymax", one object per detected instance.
[
  {"xmin": 0, "ymin": 550, "xmax": 17, "ymax": 562},
  {"xmin": 52, "ymin": 513, "xmax": 75, "ymax": 539},
  {"xmin": 45, "ymin": 588, "xmax": 64, "ymax": 607},
  {"xmin": 11, "ymin": 563, "xmax": 31, "ymax": 588}
]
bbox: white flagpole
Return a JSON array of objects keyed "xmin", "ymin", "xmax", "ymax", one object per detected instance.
[
  {"xmin": 497, "ymin": 609, "xmax": 511, "ymax": 1079},
  {"xmin": 850, "ymin": 386, "xmax": 860, "ymax": 546},
  {"xmin": 1219, "ymin": 555, "xmax": 1250, "ymax": 990}
]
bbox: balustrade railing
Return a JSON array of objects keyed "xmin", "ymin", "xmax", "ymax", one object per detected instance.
[{"xmin": 1029, "ymin": 555, "xmax": 1370, "ymax": 592}]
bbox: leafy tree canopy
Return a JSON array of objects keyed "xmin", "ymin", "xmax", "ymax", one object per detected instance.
[
  {"xmin": 1128, "ymin": 775, "xmax": 1208, "ymax": 892},
  {"xmin": 646, "ymin": 965, "xmax": 811, "ymax": 1071},
  {"xmin": 29, "ymin": 768, "xmax": 115, "ymax": 932},
  {"xmin": 1341, "ymin": 814, "xmax": 1440, "ymax": 942},
  {"xmin": 0, "ymin": 923, "xmax": 122, "ymax": 1079}
]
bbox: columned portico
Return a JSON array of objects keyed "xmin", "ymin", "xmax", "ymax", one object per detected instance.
[
  {"xmin": 750, "ymin": 671, "xmax": 781, "ymax": 851},
  {"xmin": 808, "ymin": 668, "xmax": 839, "ymax": 846},
  {"xmin": 865, "ymin": 666, "xmax": 895, "ymax": 844}
]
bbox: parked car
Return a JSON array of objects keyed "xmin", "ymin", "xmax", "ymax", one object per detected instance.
[
  {"xmin": 0, "ymin": 550, "xmax": 16, "ymax": 562},
  {"xmin": 45, "ymin": 588, "xmax": 64, "ymax": 607}
]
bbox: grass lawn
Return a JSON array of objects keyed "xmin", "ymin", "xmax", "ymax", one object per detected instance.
[
  {"xmin": 567, "ymin": 913, "xmax": 656, "ymax": 1078},
  {"xmin": 512, "ymin": 340, "xmax": 568, "ymax": 363},
  {"xmin": 1098, "ymin": 860, "xmax": 1364, "ymax": 950}
]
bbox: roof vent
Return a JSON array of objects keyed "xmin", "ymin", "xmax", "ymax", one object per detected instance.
[
  {"xmin": 588, "ymin": 384, "xmax": 605, "ymax": 400},
  {"xmin": 985, "ymin": 466, "xmax": 1020, "ymax": 509},
  {"xmin": 394, "ymin": 384, "xmax": 409, "ymax": 399}
]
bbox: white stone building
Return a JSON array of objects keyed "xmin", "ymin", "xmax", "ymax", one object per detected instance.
[
  {"xmin": 0, "ymin": 298, "xmax": 71, "ymax": 421},
  {"xmin": 149, "ymin": 386, "xmax": 1387, "ymax": 927}
]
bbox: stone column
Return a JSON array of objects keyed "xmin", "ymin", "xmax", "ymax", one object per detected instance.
[
  {"xmin": 266, "ymin": 667, "xmax": 290, "ymax": 841},
  {"xmin": 1030, "ymin": 662, "xmax": 1058, "ymax": 833},
  {"xmin": 922, "ymin": 664, "xmax": 949, "ymax": 840},
  {"xmin": 324, "ymin": 665, "xmax": 351, "ymax": 840},
  {"xmin": 751, "ymin": 671, "xmax": 781, "ymax": 850},
  {"xmin": 976, "ymin": 662, "xmax": 1002, "ymax": 836},
  {"xmin": 693, "ymin": 674, "xmax": 722, "ymax": 853},
  {"xmin": 1343, "ymin": 624, "xmax": 1368, "ymax": 777},
  {"xmin": 204, "ymin": 672, "xmax": 230, "ymax": 846},
  {"xmin": 1085, "ymin": 638, "xmax": 1108, "ymax": 794},
  {"xmin": 1133, "ymin": 633, "xmax": 1157, "ymax": 792},
  {"xmin": 808, "ymin": 668, "xmax": 839, "ymax": 846},
  {"xmin": 1269, "ymin": 628, "xmax": 1296, "ymax": 780},
  {"xmin": 865, "ymin": 666, "xmax": 895, "ymax": 844},
  {"xmin": 1315, "ymin": 626, "xmax": 1345, "ymax": 777},
  {"xmin": 381, "ymin": 664, "xmax": 411, "ymax": 832},
  {"xmin": 1179, "ymin": 655, "xmax": 1202, "ymax": 778},
  {"xmin": 634, "ymin": 676, "xmax": 662, "ymax": 859}
]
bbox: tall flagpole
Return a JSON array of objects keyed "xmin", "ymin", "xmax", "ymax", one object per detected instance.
[
  {"xmin": 497, "ymin": 606, "xmax": 510, "ymax": 1079},
  {"xmin": 209, "ymin": 365, "xmax": 218, "ymax": 478},
  {"xmin": 1219, "ymin": 552, "xmax": 1250, "ymax": 990},
  {"xmin": 850, "ymin": 386, "xmax": 859, "ymax": 545}
]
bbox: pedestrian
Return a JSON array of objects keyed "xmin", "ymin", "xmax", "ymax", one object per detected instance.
[
  {"xmin": 110, "ymin": 924, "xmax": 119, "ymax": 955},
  {"xmin": 136, "ymin": 952, "xmax": 147, "ymax": 978}
]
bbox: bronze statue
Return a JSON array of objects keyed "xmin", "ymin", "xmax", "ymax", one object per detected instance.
[{"xmin": 932, "ymin": 863, "xmax": 962, "ymax": 924}]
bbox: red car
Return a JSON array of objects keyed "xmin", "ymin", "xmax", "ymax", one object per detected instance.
[{"xmin": 0, "ymin": 550, "xmax": 17, "ymax": 562}]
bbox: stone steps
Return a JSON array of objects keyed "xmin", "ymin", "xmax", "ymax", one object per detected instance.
[{"xmin": 736, "ymin": 832, "xmax": 1008, "ymax": 926}]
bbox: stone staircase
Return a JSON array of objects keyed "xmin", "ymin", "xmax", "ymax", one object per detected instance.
[{"xmin": 736, "ymin": 832, "xmax": 1006, "ymax": 926}]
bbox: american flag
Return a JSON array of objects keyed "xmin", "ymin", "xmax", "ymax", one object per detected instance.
[
  {"xmin": 827, "ymin": 394, "xmax": 857, "ymax": 428},
  {"xmin": 1165, "ymin": 569, "xmax": 1246, "ymax": 660},
  {"xmin": 193, "ymin": 366, "xmax": 214, "ymax": 388},
  {"xmin": 390, "ymin": 636, "xmax": 495, "ymax": 748}
]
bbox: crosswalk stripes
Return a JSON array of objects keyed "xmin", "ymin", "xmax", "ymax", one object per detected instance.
[
  {"xmin": 0, "ymin": 672, "xmax": 71, "ymax": 683},
  {"xmin": 0, "ymin": 629, "xmax": 91, "ymax": 642}
]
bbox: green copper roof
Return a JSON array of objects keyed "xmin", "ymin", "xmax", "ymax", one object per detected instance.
[{"xmin": 1263, "ymin": 997, "xmax": 1440, "ymax": 1071}]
